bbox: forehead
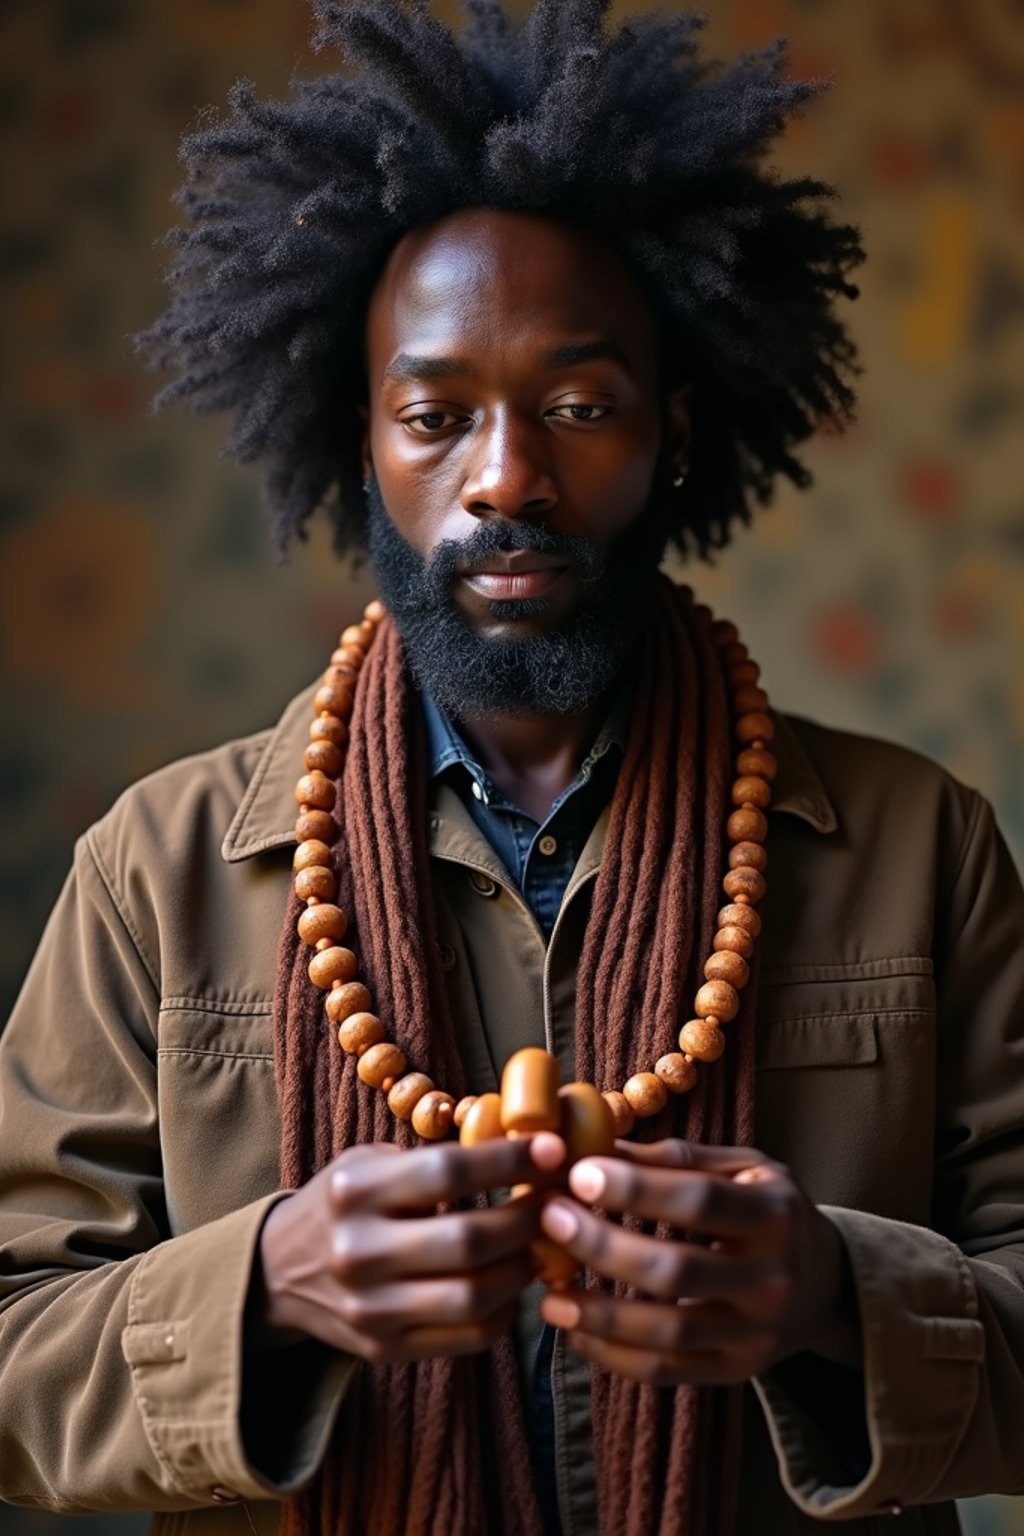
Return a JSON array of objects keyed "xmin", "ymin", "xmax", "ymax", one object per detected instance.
[{"xmin": 364, "ymin": 208, "xmax": 657, "ymax": 374}]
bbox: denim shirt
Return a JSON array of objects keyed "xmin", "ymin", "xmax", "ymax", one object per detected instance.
[
  {"xmin": 420, "ymin": 692, "xmax": 628, "ymax": 940},
  {"xmin": 420, "ymin": 689, "xmax": 627, "ymax": 1532}
]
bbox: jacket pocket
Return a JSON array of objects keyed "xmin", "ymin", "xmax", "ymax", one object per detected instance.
[{"xmin": 753, "ymin": 962, "xmax": 937, "ymax": 1223}]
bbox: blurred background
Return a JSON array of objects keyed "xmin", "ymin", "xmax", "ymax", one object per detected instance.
[{"xmin": 0, "ymin": 0, "xmax": 1022, "ymax": 1532}]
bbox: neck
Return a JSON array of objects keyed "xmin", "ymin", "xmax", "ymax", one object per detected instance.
[{"xmin": 455, "ymin": 686, "xmax": 615, "ymax": 823}]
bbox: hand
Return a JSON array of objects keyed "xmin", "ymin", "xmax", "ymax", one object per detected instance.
[
  {"xmin": 537, "ymin": 1139, "xmax": 861, "ymax": 1387},
  {"xmin": 257, "ymin": 1133, "xmax": 565, "ymax": 1363}
]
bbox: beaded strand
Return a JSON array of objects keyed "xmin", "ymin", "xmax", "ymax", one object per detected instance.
[{"xmin": 292, "ymin": 598, "xmax": 776, "ymax": 1142}]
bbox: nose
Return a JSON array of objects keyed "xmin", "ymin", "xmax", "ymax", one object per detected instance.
[{"xmin": 460, "ymin": 411, "xmax": 558, "ymax": 521}]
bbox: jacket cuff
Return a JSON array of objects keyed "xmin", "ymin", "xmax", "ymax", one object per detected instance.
[
  {"xmin": 122, "ymin": 1194, "xmax": 356, "ymax": 1504},
  {"xmin": 754, "ymin": 1206, "xmax": 985, "ymax": 1521}
]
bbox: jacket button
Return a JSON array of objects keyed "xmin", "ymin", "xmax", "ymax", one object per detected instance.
[
  {"xmin": 469, "ymin": 871, "xmax": 498, "ymax": 897},
  {"xmin": 538, "ymin": 835, "xmax": 557, "ymax": 856},
  {"xmin": 438, "ymin": 943, "xmax": 457, "ymax": 971},
  {"xmin": 210, "ymin": 1487, "xmax": 241, "ymax": 1505}
]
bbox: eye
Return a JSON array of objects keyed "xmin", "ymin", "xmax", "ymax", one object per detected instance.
[
  {"xmin": 401, "ymin": 410, "xmax": 467, "ymax": 435},
  {"xmin": 548, "ymin": 403, "xmax": 613, "ymax": 423}
]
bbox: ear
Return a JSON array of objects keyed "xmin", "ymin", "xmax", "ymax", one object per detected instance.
[
  {"xmin": 665, "ymin": 383, "xmax": 693, "ymax": 476},
  {"xmin": 358, "ymin": 403, "xmax": 372, "ymax": 485}
]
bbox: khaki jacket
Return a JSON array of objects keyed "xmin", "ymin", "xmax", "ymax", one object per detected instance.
[{"xmin": 2, "ymin": 681, "xmax": 1024, "ymax": 1536}]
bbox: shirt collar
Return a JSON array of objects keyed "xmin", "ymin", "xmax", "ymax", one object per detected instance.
[
  {"xmin": 420, "ymin": 687, "xmax": 630, "ymax": 806},
  {"xmin": 221, "ymin": 679, "xmax": 836, "ymax": 862}
]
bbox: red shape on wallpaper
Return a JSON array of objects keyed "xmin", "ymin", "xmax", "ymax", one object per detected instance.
[
  {"xmin": 868, "ymin": 132, "xmax": 930, "ymax": 190},
  {"xmin": 901, "ymin": 457, "xmax": 963, "ymax": 522},
  {"xmin": 39, "ymin": 90, "xmax": 99, "ymax": 147},
  {"xmin": 811, "ymin": 605, "xmax": 882, "ymax": 679},
  {"xmin": 89, "ymin": 371, "xmax": 145, "ymax": 424}
]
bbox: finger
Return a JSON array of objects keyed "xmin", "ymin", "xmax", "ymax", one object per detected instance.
[
  {"xmin": 566, "ymin": 1159, "xmax": 787, "ymax": 1239},
  {"xmin": 540, "ymin": 1290, "xmax": 768, "ymax": 1354},
  {"xmin": 538, "ymin": 1199, "xmax": 777, "ymax": 1299},
  {"xmin": 340, "ymin": 1255, "xmax": 534, "ymax": 1334},
  {"xmin": 334, "ymin": 1201, "xmax": 542, "ymax": 1283},
  {"xmin": 330, "ymin": 1135, "xmax": 565, "ymax": 1214},
  {"xmin": 399, "ymin": 1297, "xmax": 520, "ymax": 1360},
  {"xmin": 614, "ymin": 1139, "xmax": 772, "ymax": 1177},
  {"xmin": 561, "ymin": 1329, "xmax": 750, "ymax": 1388}
]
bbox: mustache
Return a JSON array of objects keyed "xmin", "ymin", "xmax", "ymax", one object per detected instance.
[{"xmin": 422, "ymin": 519, "xmax": 606, "ymax": 598}]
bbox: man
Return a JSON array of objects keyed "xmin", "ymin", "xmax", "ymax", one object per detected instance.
[{"xmin": 1, "ymin": 4, "xmax": 1023, "ymax": 1535}]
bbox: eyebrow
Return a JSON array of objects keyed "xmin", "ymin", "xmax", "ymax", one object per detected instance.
[{"xmin": 381, "ymin": 339, "xmax": 632, "ymax": 385}]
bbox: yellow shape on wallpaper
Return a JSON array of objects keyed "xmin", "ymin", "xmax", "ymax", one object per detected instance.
[{"xmin": 899, "ymin": 192, "xmax": 977, "ymax": 368}]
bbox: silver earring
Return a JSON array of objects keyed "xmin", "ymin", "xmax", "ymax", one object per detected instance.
[{"xmin": 673, "ymin": 466, "xmax": 688, "ymax": 488}]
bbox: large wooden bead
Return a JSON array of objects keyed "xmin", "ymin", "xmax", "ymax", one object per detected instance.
[
  {"xmin": 728, "ymin": 660, "xmax": 761, "ymax": 687},
  {"xmin": 733, "ymin": 685, "xmax": 769, "ymax": 714},
  {"xmin": 412, "ymin": 1090, "xmax": 455, "ymax": 1140},
  {"xmin": 337, "ymin": 1010, "xmax": 384, "ymax": 1054},
  {"xmin": 705, "ymin": 950, "xmax": 749, "ymax": 988},
  {"xmin": 602, "ymin": 1090, "xmax": 635, "ymax": 1137},
  {"xmin": 720, "ymin": 641, "xmax": 749, "ymax": 668},
  {"xmin": 297, "ymin": 903, "xmax": 348, "ymax": 946},
  {"xmin": 695, "ymin": 979, "xmax": 740, "ymax": 1022},
  {"xmin": 735, "ymin": 710, "xmax": 775, "ymax": 745},
  {"xmin": 717, "ymin": 902, "xmax": 762, "ymax": 937},
  {"xmin": 357, "ymin": 1041, "xmax": 407, "ymax": 1091},
  {"xmin": 731, "ymin": 775, "xmax": 771, "ymax": 810},
  {"xmin": 295, "ymin": 771, "xmax": 335, "ymax": 811},
  {"xmin": 314, "ymin": 682, "xmax": 354, "ymax": 717},
  {"xmin": 723, "ymin": 866, "xmax": 767, "ymax": 903},
  {"xmin": 388, "ymin": 1073, "xmax": 436, "ymax": 1120},
  {"xmin": 327, "ymin": 655, "xmax": 360, "ymax": 681},
  {"xmin": 294, "ymin": 838, "xmax": 333, "ymax": 872},
  {"xmin": 308, "ymin": 945, "xmax": 358, "ymax": 990},
  {"xmin": 341, "ymin": 622, "xmax": 375, "ymax": 649},
  {"xmin": 333, "ymin": 644, "xmax": 364, "ymax": 671},
  {"xmin": 737, "ymin": 746, "xmax": 777, "ymax": 781},
  {"xmin": 679, "ymin": 1019, "xmax": 726, "ymax": 1062},
  {"xmin": 714, "ymin": 924, "xmax": 755, "ymax": 959},
  {"xmin": 453, "ymin": 1096, "xmax": 477, "ymax": 1129},
  {"xmin": 727, "ymin": 807, "xmax": 768, "ymax": 844},
  {"xmin": 364, "ymin": 598, "xmax": 386, "ymax": 624},
  {"xmin": 304, "ymin": 740, "xmax": 344, "ymax": 777},
  {"xmin": 501, "ymin": 1047, "xmax": 560, "ymax": 1134},
  {"xmin": 729, "ymin": 841, "xmax": 767, "ymax": 873},
  {"xmin": 295, "ymin": 865, "xmax": 336, "ymax": 902},
  {"xmin": 655, "ymin": 1052, "xmax": 699, "ymax": 1094},
  {"xmin": 622, "ymin": 1072, "xmax": 668, "ymax": 1118},
  {"xmin": 310, "ymin": 713, "xmax": 347, "ymax": 747},
  {"xmin": 557, "ymin": 1083, "xmax": 616, "ymax": 1161},
  {"xmin": 459, "ymin": 1092, "xmax": 505, "ymax": 1145},
  {"xmin": 295, "ymin": 809, "xmax": 337, "ymax": 844},
  {"xmin": 710, "ymin": 619, "xmax": 739, "ymax": 649},
  {"xmin": 326, "ymin": 982, "xmax": 372, "ymax": 1024}
]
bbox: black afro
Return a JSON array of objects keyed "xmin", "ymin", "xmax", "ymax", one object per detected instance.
[{"xmin": 137, "ymin": 0, "xmax": 865, "ymax": 560}]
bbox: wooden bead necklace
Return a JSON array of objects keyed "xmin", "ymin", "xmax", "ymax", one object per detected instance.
[{"xmin": 292, "ymin": 597, "xmax": 775, "ymax": 1144}]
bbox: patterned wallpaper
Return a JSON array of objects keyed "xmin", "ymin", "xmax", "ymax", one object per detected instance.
[{"xmin": 1, "ymin": 2, "xmax": 1022, "ymax": 1533}]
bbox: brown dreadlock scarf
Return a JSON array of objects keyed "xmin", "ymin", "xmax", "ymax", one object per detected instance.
[{"xmin": 274, "ymin": 577, "xmax": 759, "ymax": 1536}]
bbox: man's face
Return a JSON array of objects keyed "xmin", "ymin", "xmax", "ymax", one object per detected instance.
[{"xmin": 361, "ymin": 207, "xmax": 688, "ymax": 717}]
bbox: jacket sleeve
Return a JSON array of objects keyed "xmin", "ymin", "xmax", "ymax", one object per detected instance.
[
  {"xmin": 0, "ymin": 829, "xmax": 354, "ymax": 1514},
  {"xmin": 754, "ymin": 791, "xmax": 1024, "ymax": 1519}
]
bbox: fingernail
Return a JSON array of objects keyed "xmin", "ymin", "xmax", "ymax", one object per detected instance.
[
  {"xmin": 543, "ymin": 1294, "xmax": 580, "ymax": 1330},
  {"xmin": 569, "ymin": 1161, "xmax": 606, "ymax": 1202},
  {"xmin": 541, "ymin": 1199, "xmax": 579, "ymax": 1242},
  {"xmin": 530, "ymin": 1131, "xmax": 566, "ymax": 1169}
]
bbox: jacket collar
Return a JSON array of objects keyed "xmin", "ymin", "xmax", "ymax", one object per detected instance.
[{"xmin": 221, "ymin": 681, "xmax": 837, "ymax": 863}]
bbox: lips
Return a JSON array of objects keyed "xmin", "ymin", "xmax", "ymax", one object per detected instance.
[{"xmin": 458, "ymin": 548, "xmax": 569, "ymax": 601}]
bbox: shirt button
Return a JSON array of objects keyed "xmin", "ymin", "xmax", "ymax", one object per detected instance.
[
  {"xmin": 469, "ymin": 871, "xmax": 498, "ymax": 897},
  {"xmin": 875, "ymin": 1502, "xmax": 903, "ymax": 1517},
  {"xmin": 438, "ymin": 943, "xmax": 457, "ymax": 971},
  {"xmin": 210, "ymin": 1487, "xmax": 241, "ymax": 1505},
  {"xmin": 538, "ymin": 835, "xmax": 558, "ymax": 856},
  {"xmin": 470, "ymin": 780, "xmax": 485, "ymax": 801}
]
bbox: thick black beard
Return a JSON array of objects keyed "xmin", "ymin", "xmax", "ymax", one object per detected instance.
[{"xmin": 365, "ymin": 476, "xmax": 672, "ymax": 720}]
